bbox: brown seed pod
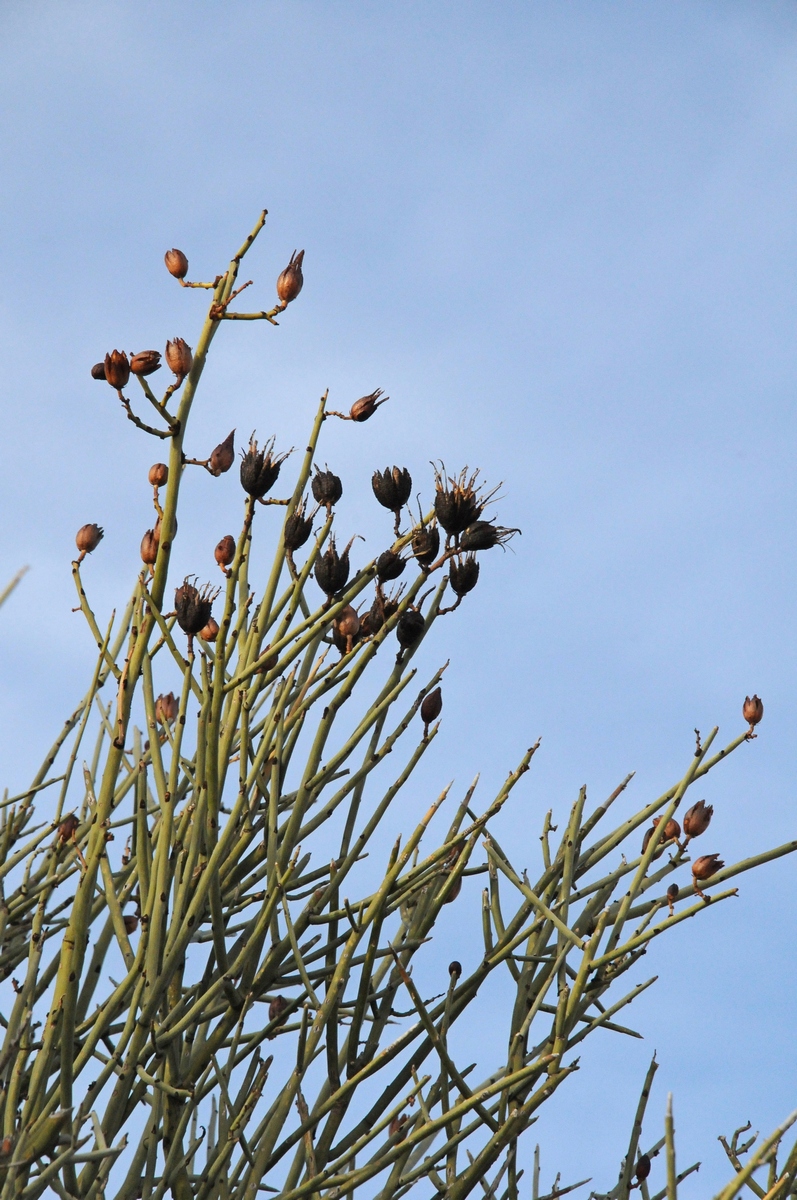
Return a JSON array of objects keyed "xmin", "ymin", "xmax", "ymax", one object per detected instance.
[
  {"xmin": 165, "ymin": 337, "xmax": 193, "ymax": 378},
  {"xmin": 174, "ymin": 579, "xmax": 215, "ymax": 637},
  {"xmin": 90, "ymin": 361, "xmax": 107, "ymax": 381},
  {"xmin": 164, "ymin": 248, "xmax": 189, "ymax": 279},
  {"xmin": 312, "ymin": 466, "xmax": 343, "ymax": 509},
  {"xmin": 692, "ymin": 852, "xmax": 724, "ymax": 899},
  {"xmin": 397, "ymin": 609, "xmax": 425, "ymax": 650},
  {"xmin": 57, "ymin": 814, "xmax": 79, "ymax": 844},
  {"xmin": 140, "ymin": 527, "xmax": 159, "ymax": 566},
  {"xmin": 123, "ymin": 914, "xmax": 139, "ymax": 934},
  {"xmin": 411, "ymin": 524, "xmax": 440, "ymax": 569},
  {"xmin": 449, "ymin": 554, "xmax": 480, "ymax": 597},
  {"xmin": 389, "ymin": 1114, "xmax": 408, "ymax": 1141},
  {"xmin": 241, "ymin": 435, "xmax": 290, "ymax": 499},
  {"xmin": 155, "ymin": 692, "xmax": 178, "ymax": 724},
  {"xmin": 200, "ymin": 617, "xmax": 219, "ymax": 642},
  {"xmin": 284, "ymin": 500, "xmax": 314, "ymax": 552},
  {"xmin": 682, "ymin": 799, "xmax": 713, "ymax": 842},
  {"xmin": 104, "ymin": 349, "xmax": 130, "ymax": 390},
  {"xmin": 130, "ymin": 350, "xmax": 162, "ymax": 376},
  {"xmin": 75, "ymin": 523, "xmax": 104, "ymax": 559},
  {"xmin": 315, "ymin": 537, "xmax": 351, "ymax": 597},
  {"xmin": 350, "ymin": 389, "xmax": 388, "ymax": 422},
  {"xmin": 459, "ymin": 520, "xmax": 520, "ymax": 552},
  {"xmin": 215, "ymin": 534, "xmax": 236, "ymax": 571},
  {"xmin": 635, "ymin": 1154, "xmax": 651, "ymax": 1182},
  {"xmin": 420, "ymin": 687, "xmax": 442, "ymax": 734},
  {"xmin": 666, "ymin": 882, "xmax": 679, "ymax": 914},
  {"xmin": 377, "ymin": 549, "xmax": 406, "ymax": 583},
  {"xmin": 743, "ymin": 694, "xmax": 764, "ymax": 730},
  {"xmin": 208, "ymin": 429, "xmax": 236, "ymax": 476},
  {"xmin": 434, "ymin": 466, "xmax": 485, "ymax": 537},
  {"xmin": 276, "ymin": 249, "xmax": 304, "ymax": 304},
  {"xmin": 148, "ymin": 463, "xmax": 168, "ymax": 487},
  {"xmin": 268, "ymin": 994, "xmax": 288, "ymax": 1023},
  {"xmin": 372, "ymin": 466, "xmax": 412, "ymax": 513},
  {"xmin": 333, "ymin": 605, "xmax": 361, "ymax": 655},
  {"xmin": 448, "ymin": 960, "xmax": 462, "ymax": 978}
]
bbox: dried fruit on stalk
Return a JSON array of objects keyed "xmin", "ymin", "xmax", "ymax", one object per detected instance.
[
  {"xmin": 743, "ymin": 694, "xmax": 764, "ymax": 728},
  {"xmin": 449, "ymin": 554, "xmax": 479, "ymax": 597},
  {"xmin": 268, "ymin": 994, "xmax": 287, "ymax": 1023},
  {"xmin": 377, "ymin": 549, "xmax": 406, "ymax": 582},
  {"xmin": 284, "ymin": 501, "xmax": 313, "ymax": 552},
  {"xmin": 372, "ymin": 466, "xmax": 412, "ymax": 513},
  {"xmin": 215, "ymin": 534, "xmax": 236, "ymax": 570},
  {"xmin": 683, "ymin": 799, "xmax": 713, "ymax": 841},
  {"xmin": 91, "ymin": 361, "xmax": 107, "ymax": 380},
  {"xmin": 164, "ymin": 248, "xmax": 189, "ymax": 279},
  {"xmin": 104, "ymin": 350, "xmax": 130, "ymax": 390},
  {"xmin": 208, "ymin": 430, "xmax": 235, "ymax": 476},
  {"xmin": 635, "ymin": 1155, "xmax": 651, "ymax": 1182},
  {"xmin": 148, "ymin": 463, "xmax": 168, "ymax": 487},
  {"xmin": 333, "ymin": 605, "xmax": 360, "ymax": 654},
  {"xmin": 315, "ymin": 537, "xmax": 351, "ymax": 597},
  {"xmin": 434, "ymin": 466, "xmax": 485, "ymax": 536},
  {"xmin": 155, "ymin": 692, "xmax": 178, "ymax": 724},
  {"xmin": 240, "ymin": 436, "xmax": 290, "ymax": 499},
  {"xmin": 123, "ymin": 914, "xmax": 139, "ymax": 934},
  {"xmin": 75, "ymin": 523, "xmax": 104, "ymax": 557},
  {"xmin": 397, "ymin": 609, "xmax": 425, "ymax": 650},
  {"xmin": 276, "ymin": 250, "xmax": 304, "ymax": 304},
  {"xmin": 57, "ymin": 814, "xmax": 79, "ymax": 843},
  {"xmin": 666, "ymin": 883, "xmax": 679, "ymax": 914},
  {"xmin": 174, "ymin": 579, "xmax": 215, "ymax": 636},
  {"xmin": 350, "ymin": 389, "xmax": 388, "ymax": 422},
  {"xmin": 421, "ymin": 686, "xmax": 442, "ymax": 732},
  {"xmin": 200, "ymin": 617, "xmax": 219, "ymax": 641},
  {"xmin": 459, "ymin": 520, "xmax": 520, "ymax": 552},
  {"xmin": 130, "ymin": 350, "xmax": 162, "ymax": 376},
  {"xmin": 140, "ymin": 527, "xmax": 159, "ymax": 566},
  {"xmin": 165, "ymin": 338, "xmax": 193, "ymax": 378},
  {"xmin": 412, "ymin": 524, "xmax": 440, "ymax": 569},
  {"xmin": 692, "ymin": 852, "xmax": 724, "ymax": 898},
  {"xmin": 311, "ymin": 466, "xmax": 343, "ymax": 509},
  {"xmin": 449, "ymin": 960, "xmax": 462, "ymax": 978}
]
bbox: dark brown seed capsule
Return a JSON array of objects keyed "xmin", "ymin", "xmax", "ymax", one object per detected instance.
[
  {"xmin": 208, "ymin": 429, "xmax": 236, "ymax": 476},
  {"xmin": 91, "ymin": 361, "xmax": 107, "ymax": 380},
  {"xmin": 164, "ymin": 248, "xmax": 189, "ymax": 279},
  {"xmin": 130, "ymin": 350, "xmax": 162, "ymax": 376},
  {"xmin": 215, "ymin": 535, "xmax": 236, "ymax": 569},
  {"xmin": 459, "ymin": 521, "xmax": 520, "ymax": 552},
  {"xmin": 315, "ymin": 537, "xmax": 350, "ymax": 597},
  {"xmin": 312, "ymin": 466, "xmax": 343, "ymax": 508},
  {"xmin": 449, "ymin": 554, "xmax": 480, "ymax": 597},
  {"xmin": 743, "ymin": 694, "xmax": 764, "ymax": 727},
  {"xmin": 75, "ymin": 523, "xmax": 104, "ymax": 556},
  {"xmin": 372, "ymin": 466, "xmax": 412, "ymax": 512},
  {"xmin": 377, "ymin": 549, "xmax": 406, "ymax": 582},
  {"xmin": 165, "ymin": 338, "xmax": 193, "ymax": 378},
  {"xmin": 448, "ymin": 960, "xmax": 462, "ymax": 978},
  {"xmin": 397, "ymin": 609, "xmax": 425, "ymax": 650},
  {"xmin": 174, "ymin": 580, "xmax": 214, "ymax": 636},
  {"xmin": 200, "ymin": 617, "xmax": 219, "ymax": 642},
  {"xmin": 434, "ymin": 466, "xmax": 484, "ymax": 536},
  {"xmin": 104, "ymin": 350, "xmax": 130, "ymax": 390},
  {"xmin": 683, "ymin": 800, "xmax": 713, "ymax": 840},
  {"xmin": 268, "ymin": 994, "xmax": 287, "ymax": 1023},
  {"xmin": 421, "ymin": 687, "xmax": 442, "ymax": 727},
  {"xmin": 412, "ymin": 525, "xmax": 440, "ymax": 569},
  {"xmin": 140, "ymin": 528, "xmax": 159, "ymax": 566},
  {"xmin": 57, "ymin": 814, "xmax": 79, "ymax": 843},
  {"xmin": 123, "ymin": 915, "xmax": 139, "ymax": 934},
  {"xmin": 240, "ymin": 436, "xmax": 290, "ymax": 499},
  {"xmin": 360, "ymin": 594, "xmax": 385, "ymax": 638},
  {"xmin": 333, "ymin": 605, "xmax": 360, "ymax": 654},
  {"xmin": 350, "ymin": 389, "xmax": 388, "ymax": 422},
  {"xmin": 155, "ymin": 692, "xmax": 178, "ymax": 723},
  {"xmin": 635, "ymin": 1155, "xmax": 651, "ymax": 1182},
  {"xmin": 284, "ymin": 500, "xmax": 313, "ymax": 552},
  {"xmin": 148, "ymin": 463, "xmax": 168, "ymax": 487},
  {"xmin": 666, "ymin": 883, "xmax": 679, "ymax": 914},
  {"xmin": 276, "ymin": 250, "xmax": 304, "ymax": 304},
  {"xmin": 692, "ymin": 853, "xmax": 724, "ymax": 899}
]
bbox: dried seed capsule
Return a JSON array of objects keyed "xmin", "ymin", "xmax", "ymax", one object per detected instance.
[
  {"xmin": 389, "ymin": 1114, "xmax": 408, "ymax": 1140},
  {"xmin": 315, "ymin": 537, "xmax": 350, "ymax": 597},
  {"xmin": 214, "ymin": 535, "xmax": 236, "ymax": 570},
  {"xmin": 434, "ymin": 466, "xmax": 484, "ymax": 536},
  {"xmin": 743, "ymin": 694, "xmax": 764, "ymax": 728},
  {"xmin": 174, "ymin": 579, "xmax": 214, "ymax": 636},
  {"xmin": 240, "ymin": 435, "xmax": 289, "ymax": 499},
  {"xmin": 155, "ymin": 692, "xmax": 179, "ymax": 723},
  {"xmin": 57, "ymin": 814, "xmax": 79, "ymax": 843},
  {"xmin": 448, "ymin": 960, "xmax": 462, "ymax": 978},
  {"xmin": 396, "ymin": 609, "xmax": 425, "ymax": 650},
  {"xmin": 164, "ymin": 248, "xmax": 189, "ymax": 279},
  {"xmin": 350, "ymin": 389, "xmax": 388, "ymax": 422},
  {"xmin": 284, "ymin": 500, "xmax": 313, "ymax": 552},
  {"xmin": 459, "ymin": 520, "xmax": 520, "ymax": 552},
  {"xmin": 165, "ymin": 338, "xmax": 193, "ymax": 378},
  {"xmin": 449, "ymin": 554, "xmax": 480, "ymax": 596},
  {"xmin": 208, "ymin": 429, "xmax": 236, "ymax": 476},
  {"xmin": 90, "ymin": 361, "xmax": 107, "ymax": 381},
  {"xmin": 123, "ymin": 914, "xmax": 139, "ymax": 934},
  {"xmin": 377, "ymin": 549, "xmax": 406, "ymax": 582},
  {"xmin": 268, "ymin": 994, "xmax": 287, "ymax": 1023},
  {"xmin": 140, "ymin": 528, "xmax": 159, "ymax": 566},
  {"xmin": 130, "ymin": 350, "xmax": 162, "ymax": 376},
  {"xmin": 692, "ymin": 852, "xmax": 724, "ymax": 899},
  {"xmin": 666, "ymin": 883, "xmax": 679, "ymax": 914},
  {"xmin": 683, "ymin": 800, "xmax": 713, "ymax": 841},
  {"xmin": 333, "ymin": 605, "xmax": 360, "ymax": 654},
  {"xmin": 148, "ymin": 463, "xmax": 168, "ymax": 487},
  {"xmin": 200, "ymin": 617, "xmax": 219, "ymax": 642},
  {"xmin": 372, "ymin": 466, "xmax": 412, "ymax": 512},
  {"xmin": 312, "ymin": 466, "xmax": 343, "ymax": 508},
  {"xmin": 360, "ymin": 594, "xmax": 385, "ymax": 638},
  {"xmin": 75, "ymin": 523, "xmax": 104, "ymax": 557},
  {"xmin": 421, "ymin": 687, "xmax": 442, "ymax": 728},
  {"xmin": 412, "ymin": 525, "xmax": 440, "ymax": 569},
  {"xmin": 276, "ymin": 249, "xmax": 304, "ymax": 304},
  {"xmin": 635, "ymin": 1155, "xmax": 651, "ymax": 1182},
  {"xmin": 104, "ymin": 350, "xmax": 130, "ymax": 390}
]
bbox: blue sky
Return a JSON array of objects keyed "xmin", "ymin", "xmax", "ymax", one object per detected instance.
[{"xmin": 1, "ymin": 2, "xmax": 796, "ymax": 1192}]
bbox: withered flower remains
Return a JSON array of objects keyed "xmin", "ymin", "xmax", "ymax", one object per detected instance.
[
  {"xmin": 460, "ymin": 520, "xmax": 520, "ymax": 552},
  {"xmin": 284, "ymin": 500, "xmax": 314, "ymax": 552},
  {"xmin": 174, "ymin": 579, "xmax": 215, "ymax": 637},
  {"xmin": 372, "ymin": 466, "xmax": 412, "ymax": 514},
  {"xmin": 396, "ymin": 609, "xmax": 425, "ymax": 650},
  {"xmin": 208, "ymin": 430, "xmax": 236, "ymax": 476},
  {"xmin": 276, "ymin": 250, "xmax": 304, "ymax": 304},
  {"xmin": 312, "ymin": 466, "xmax": 343, "ymax": 509},
  {"xmin": 412, "ymin": 524, "xmax": 440, "ymax": 569},
  {"xmin": 376, "ymin": 549, "xmax": 406, "ymax": 582},
  {"xmin": 104, "ymin": 350, "xmax": 130, "ymax": 390},
  {"xmin": 449, "ymin": 554, "xmax": 480, "ymax": 597},
  {"xmin": 350, "ymin": 389, "xmax": 388, "ymax": 422},
  {"xmin": 165, "ymin": 338, "xmax": 193, "ymax": 378},
  {"xmin": 130, "ymin": 351, "xmax": 162, "ymax": 376},
  {"xmin": 683, "ymin": 799, "xmax": 713, "ymax": 841},
  {"xmin": 240, "ymin": 436, "xmax": 290, "ymax": 499},
  {"xmin": 434, "ymin": 466, "xmax": 486, "ymax": 537},
  {"xmin": 315, "ymin": 537, "xmax": 351, "ymax": 597}
]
